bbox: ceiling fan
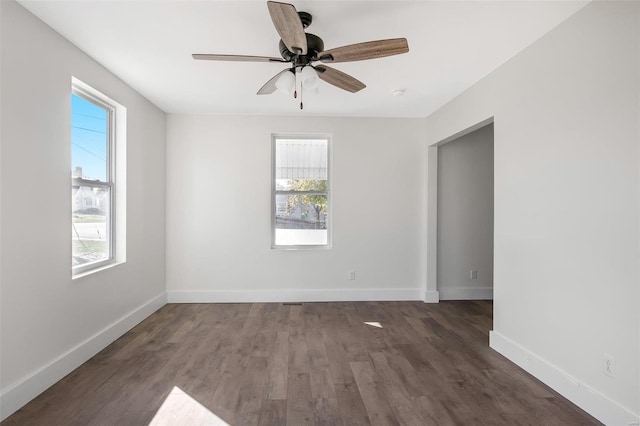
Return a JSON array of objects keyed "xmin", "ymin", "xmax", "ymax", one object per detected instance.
[{"xmin": 192, "ymin": 1, "xmax": 409, "ymax": 109}]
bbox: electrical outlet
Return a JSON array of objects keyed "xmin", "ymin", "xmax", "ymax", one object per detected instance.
[
  {"xmin": 603, "ymin": 354, "xmax": 615, "ymax": 378},
  {"xmin": 470, "ymin": 270, "xmax": 478, "ymax": 280},
  {"xmin": 348, "ymin": 271, "xmax": 356, "ymax": 280}
]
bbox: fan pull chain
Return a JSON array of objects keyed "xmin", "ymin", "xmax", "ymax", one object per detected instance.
[
  {"xmin": 294, "ymin": 67, "xmax": 298, "ymax": 99},
  {"xmin": 300, "ymin": 84, "xmax": 304, "ymax": 110}
]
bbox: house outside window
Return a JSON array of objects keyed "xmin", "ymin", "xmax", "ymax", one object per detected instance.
[
  {"xmin": 71, "ymin": 80, "xmax": 120, "ymax": 274},
  {"xmin": 272, "ymin": 135, "xmax": 330, "ymax": 248}
]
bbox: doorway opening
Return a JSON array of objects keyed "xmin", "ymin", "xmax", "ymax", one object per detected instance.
[{"xmin": 425, "ymin": 118, "xmax": 494, "ymax": 302}]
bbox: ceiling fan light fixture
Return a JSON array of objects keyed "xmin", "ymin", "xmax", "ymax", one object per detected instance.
[
  {"xmin": 275, "ymin": 69, "xmax": 295, "ymax": 94},
  {"xmin": 300, "ymin": 66, "xmax": 319, "ymax": 90},
  {"xmin": 193, "ymin": 2, "xmax": 410, "ymax": 106}
]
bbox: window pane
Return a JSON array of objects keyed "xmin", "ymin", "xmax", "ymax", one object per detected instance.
[
  {"xmin": 275, "ymin": 138, "xmax": 327, "ymax": 180},
  {"xmin": 71, "ymin": 94, "xmax": 108, "ymax": 181},
  {"xmin": 72, "ymin": 186, "xmax": 109, "ymax": 266},
  {"xmin": 275, "ymin": 194, "xmax": 327, "ymax": 228},
  {"xmin": 274, "ymin": 228, "xmax": 328, "ymax": 246},
  {"xmin": 275, "ymin": 194, "xmax": 327, "ymax": 246}
]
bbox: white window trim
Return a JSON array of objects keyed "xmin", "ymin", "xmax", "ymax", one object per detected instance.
[
  {"xmin": 271, "ymin": 133, "xmax": 332, "ymax": 250},
  {"xmin": 71, "ymin": 78, "xmax": 125, "ymax": 277}
]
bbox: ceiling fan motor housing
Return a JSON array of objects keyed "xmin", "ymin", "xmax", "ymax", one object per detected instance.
[
  {"xmin": 279, "ymin": 33, "xmax": 324, "ymax": 64},
  {"xmin": 298, "ymin": 11, "xmax": 312, "ymax": 28}
]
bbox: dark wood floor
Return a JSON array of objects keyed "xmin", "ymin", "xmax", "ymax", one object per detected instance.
[{"xmin": 3, "ymin": 301, "xmax": 600, "ymax": 426}]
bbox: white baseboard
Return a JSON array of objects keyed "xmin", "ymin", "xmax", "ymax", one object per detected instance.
[
  {"xmin": 490, "ymin": 331, "xmax": 640, "ymax": 426},
  {"xmin": 424, "ymin": 290, "xmax": 440, "ymax": 303},
  {"xmin": 439, "ymin": 286, "xmax": 493, "ymax": 300},
  {"xmin": 167, "ymin": 288, "xmax": 423, "ymax": 303},
  {"xmin": 0, "ymin": 292, "xmax": 167, "ymax": 421}
]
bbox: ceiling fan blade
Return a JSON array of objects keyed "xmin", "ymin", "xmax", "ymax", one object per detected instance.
[
  {"xmin": 314, "ymin": 65, "xmax": 366, "ymax": 93},
  {"xmin": 192, "ymin": 54, "xmax": 286, "ymax": 62},
  {"xmin": 257, "ymin": 69, "xmax": 291, "ymax": 95},
  {"xmin": 318, "ymin": 38, "xmax": 409, "ymax": 63},
  {"xmin": 267, "ymin": 1, "xmax": 307, "ymax": 55}
]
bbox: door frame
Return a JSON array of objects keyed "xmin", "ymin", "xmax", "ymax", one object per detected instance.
[{"xmin": 424, "ymin": 117, "xmax": 494, "ymax": 303}]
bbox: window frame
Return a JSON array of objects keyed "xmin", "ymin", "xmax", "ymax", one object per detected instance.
[
  {"xmin": 71, "ymin": 83, "xmax": 117, "ymax": 275},
  {"xmin": 271, "ymin": 134, "xmax": 332, "ymax": 250}
]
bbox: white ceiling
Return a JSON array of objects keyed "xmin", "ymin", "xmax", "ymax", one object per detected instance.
[{"xmin": 19, "ymin": 0, "xmax": 588, "ymax": 117}]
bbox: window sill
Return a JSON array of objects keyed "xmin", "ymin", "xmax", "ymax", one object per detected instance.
[
  {"xmin": 72, "ymin": 260, "xmax": 123, "ymax": 280},
  {"xmin": 272, "ymin": 245, "xmax": 332, "ymax": 250}
]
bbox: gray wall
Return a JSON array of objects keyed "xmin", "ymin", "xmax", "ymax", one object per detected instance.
[
  {"xmin": 437, "ymin": 124, "xmax": 493, "ymax": 300},
  {"xmin": 1, "ymin": 1, "xmax": 166, "ymax": 419},
  {"xmin": 165, "ymin": 115, "xmax": 426, "ymax": 302},
  {"xmin": 424, "ymin": 1, "xmax": 638, "ymax": 423}
]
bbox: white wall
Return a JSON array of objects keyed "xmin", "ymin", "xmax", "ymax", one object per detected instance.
[
  {"xmin": 437, "ymin": 124, "xmax": 493, "ymax": 300},
  {"xmin": 424, "ymin": 1, "xmax": 639, "ymax": 424},
  {"xmin": 0, "ymin": 1, "xmax": 166, "ymax": 419},
  {"xmin": 166, "ymin": 115, "xmax": 425, "ymax": 302}
]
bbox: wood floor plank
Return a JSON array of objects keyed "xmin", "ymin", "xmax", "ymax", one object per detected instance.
[
  {"xmin": 350, "ymin": 361, "xmax": 400, "ymax": 426},
  {"xmin": 368, "ymin": 352, "xmax": 429, "ymax": 426},
  {"xmin": 395, "ymin": 342, "xmax": 495, "ymax": 424},
  {"xmin": 371, "ymin": 351, "xmax": 424, "ymax": 398},
  {"xmin": 258, "ymin": 399, "xmax": 287, "ymax": 426},
  {"xmin": 321, "ymin": 328, "xmax": 356, "ymax": 385},
  {"xmin": 412, "ymin": 395, "xmax": 459, "ymax": 426},
  {"xmin": 1, "ymin": 403, "xmax": 53, "ymax": 426},
  {"xmin": 275, "ymin": 304, "xmax": 292, "ymax": 332},
  {"xmin": 305, "ymin": 329, "xmax": 336, "ymax": 399},
  {"xmin": 85, "ymin": 382, "xmax": 150, "ymax": 425},
  {"xmin": 234, "ymin": 356, "xmax": 270, "ymax": 426},
  {"xmin": 313, "ymin": 397, "xmax": 343, "ymax": 426},
  {"xmin": 403, "ymin": 314, "xmax": 438, "ymax": 338},
  {"xmin": 333, "ymin": 382, "xmax": 371, "ymax": 426},
  {"xmin": 116, "ymin": 410, "xmax": 156, "ymax": 425},
  {"xmin": 286, "ymin": 372, "xmax": 314, "ymax": 426},
  {"xmin": 176, "ymin": 326, "xmax": 236, "ymax": 390},
  {"xmin": 209, "ymin": 352, "xmax": 250, "ymax": 420},
  {"xmin": 250, "ymin": 303, "xmax": 279, "ymax": 358},
  {"xmin": 447, "ymin": 370, "xmax": 519, "ymax": 425},
  {"xmin": 287, "ymin": 324, "xmax": 309, "ymax": 375},
  {"xmin": 265, "ymin": 330, "xmax": 290, "ymax": 400},
  {"xmin": 121, "ymin": 385, "xmax": 174, "ymax": 418},
  {"xmin": 143, "ymin": 335, "xmax": 205, "ymax": 394},
  {"xmin": 58, "ymin": 383, "xmax": 122, "ymax": 425},
  {"xmin": 1, "ymin": 301, "xmax": 602, "ymax": 426}
]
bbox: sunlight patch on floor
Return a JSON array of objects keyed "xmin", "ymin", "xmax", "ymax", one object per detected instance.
[
  {"xmin": 149, "ymin": 386, "xmax": 230, "ymax": 425},
  {"xmin": 364, "ymin": 321, "xmax": 382, "ymax": 328}
]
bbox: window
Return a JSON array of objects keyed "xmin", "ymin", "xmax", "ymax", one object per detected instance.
[
  {"xmin": 272, "ymin": 135, "xmax": 330, "ymax": 248},
  {"xmin": 71, "ymin": 81, "xmax": 119, "ymax": 274}
]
